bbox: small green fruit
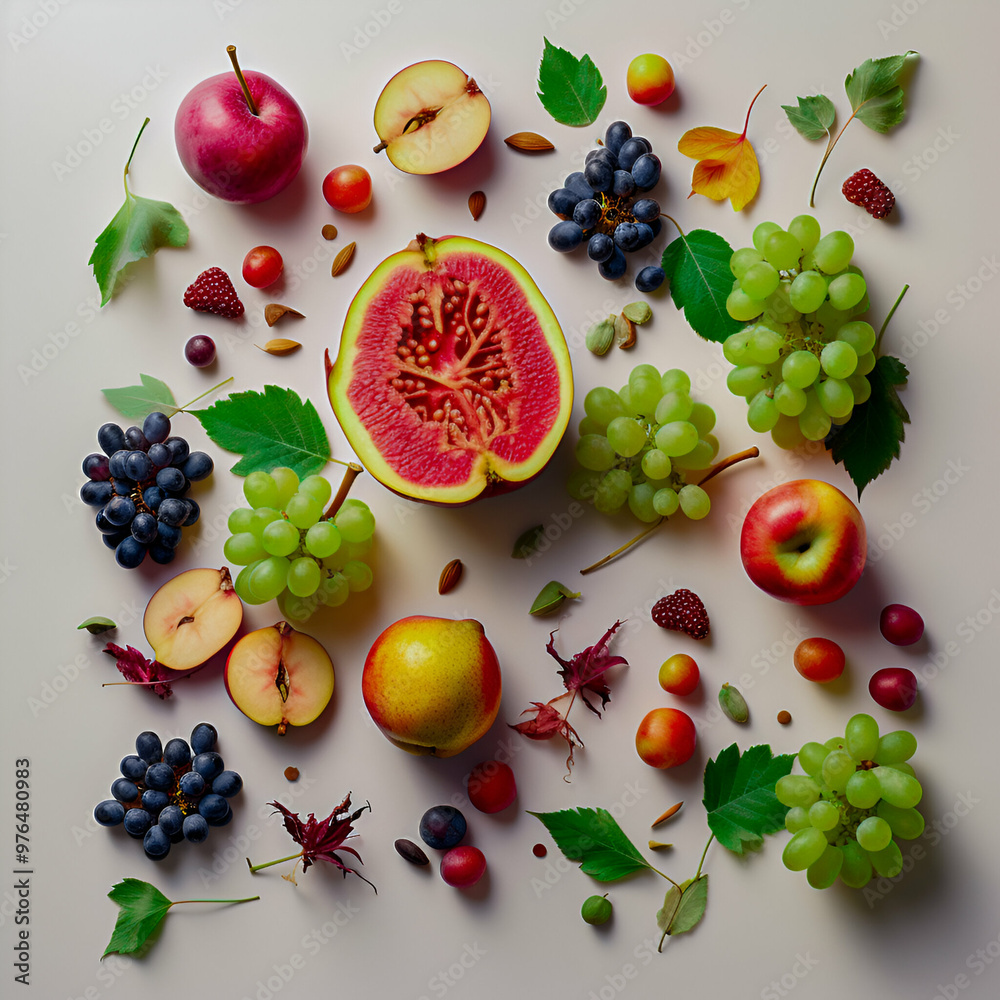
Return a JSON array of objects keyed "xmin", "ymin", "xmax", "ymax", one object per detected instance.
[{"xmin": 581, "ymin": 893, "xmax": 613, "ymax": 925}]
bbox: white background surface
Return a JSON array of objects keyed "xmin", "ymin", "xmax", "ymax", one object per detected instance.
[{"xmin": 2, "ymin": 0, "xmax": 999, "ymax": 997}]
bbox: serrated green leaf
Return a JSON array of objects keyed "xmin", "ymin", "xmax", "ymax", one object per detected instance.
[
  {"xmin": 661, "ymin": 230, "xmax": 742, "ymax": 343},
  {"xmin": 829, "ymin": 354, "xmax": 909, "ymax": 497},
  {"xmin": 103, "ymin": 878, "xmax": 173, "ymax": 957},
  {"xmin": 537, "ymin": 38, "xmax": 606, "ymax": 127},
  {"xmin": 78, "ymin": 616, "xmax": 117, "ymax": 635},
  {"xmin": 702, "ymin": 744, "xmax": 795, "ymax": 855},
  {"xmin": 101, "ymin": 373, "xmax": 177, "ymax": 420},
  {"xmin": 529, "ymin": 807, "xmax": 652, "ymax": 881},
  {"xmin": 781, "ymin": 95, "xmax": 836, "ymax": 140},
  {"xmin": 845, "ymin": 52, "xmax": 917, "ymax": 133},
  {"xmin": 190, "ymin": 385, "xmax": 332, "ymax": 478}
]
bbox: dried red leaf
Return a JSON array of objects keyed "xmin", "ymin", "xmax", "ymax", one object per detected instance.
[{"xmin": 103, "ymin": 642, "xmax": 172, "ymax": 699}]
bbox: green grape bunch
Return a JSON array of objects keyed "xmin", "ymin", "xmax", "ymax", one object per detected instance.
[
  {"xmin": 569, "ymin": 364, "xmax": 719, "ymax": 523},
  {"xmin": 723, "ymin": 214, "xmax": 878, "ymax": 450},
  {"xmin": 778, "ymin": 713, "xmax": 924, "ymax": 890},
  {"xmin": 224, "ymin": 467, "xmax": 375, "ymax": 623}
]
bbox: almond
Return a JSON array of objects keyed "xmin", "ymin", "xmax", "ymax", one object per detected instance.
[
  {"xmin": 468, "ymin": 190, "xmax": 486, "ymax": 220},
  {"xmin": 438, "ymin": 558, "xmax": 463, "ymax": 595},
  {"xmin": 504, "ymin": 131, "xmax": 555, "ymax": 152},
  {"xmin": 331, "ymin": 241, "xmax": 356, "ymax": 277},
  {"xmin": 256, "ymin": 338, "xmax": 302, "ymax": 356}
]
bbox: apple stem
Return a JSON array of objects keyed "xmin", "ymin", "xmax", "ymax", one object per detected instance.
[
  {"xmin": 227, "ymin": 45, "xmax": 259, "ymax": 116},
  {"xmin": 324, "ymin": 462, "xmax": 364, "ymax": 520},
  {"xmin": 247, "ymin": 852, "xmax": 302, "ymax": 873}
]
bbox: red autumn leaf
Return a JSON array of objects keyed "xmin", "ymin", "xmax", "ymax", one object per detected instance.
[
  {"xmin": 548, "ymin": 619, "xmax": 628, "ymax": 716},
  {"xmin": 103, "ymin": 642, "xmax": 172, "ymax": 699}
]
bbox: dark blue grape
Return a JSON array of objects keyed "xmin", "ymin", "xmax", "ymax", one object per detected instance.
[
  {"xmin": 599, "ymin": 247, "xmax": 628, "ymax": 280},
  {"xmin": 612, "ymin": 169, "xmax": 636, "ymax": 199},
  {"xmin": 212, "ymin": 771, "xmax": 243, "ymax": 798},
  {"xmin": 156, "ymin": 467, "xmax": 186, "ymax": 493},
  {"xmin": 149, "ymin": 543, "xmax": 176, "ymax": 565},
  {"xmin": 585, "ymin": 147, "xmax": 618, "ymax": 168},
  {"xmin": 634, "ymin": 223, "xmax": 655, "ymax": 249},
  {"xmin": 104, "ymin": 495, "xmax": 136, "ymax": 527},
  {"xmin": 96, "ymin": 508, "xmax": 121, "ymax": 534},
  {"xmin": 142, "ymin": 485, "xmax": 165, "ymax": 511},
  {"xmin": 617, "ymin": 137, "xmax": 647, "ymax": 171},
  {"xmin": 113, "ymin": 479, "xmax": 138, "ymax": 499},
  {"xmin": 572, "ymin": 198, "xmax": 602, "ymax": 231},
  {"xmin": 155, "ymin": 523, "xmax": 182, "ymax": 549},
  {"xmin": 103, "ymin": 530, "xmax": 129, "ymax": 550},
  {"xmin": 143, "ymin": 824, "xmax": 171, "ymax": 860},
  {"xmin": 81, "ymin": 480, "xmax": 114, "ymax": 506},
  {"xmin": 123, "ymin": 808, "xmax": 152, "ymax": 838},
  {"xmin": 182, "ymin": 499, "xmax": 200, "ymax": 527},
  {"xmin": 124, "ymin": 450, "xmax": 153, "ymax": 482},
  {"xmin": 124, "ymin": 426, "xmax": 149, "ymax": 451},
  {"xmin": 163, "ymin": 738, "xmax": 192, "ymax": 768},
  {"xmin": 198, "ymin": 793, "xmax": 229, "ymax": 822},
  {"xmin": 157, "ymin": 498, "xmax": 189, "ymax": 527},
  {"xmin": 547, "ymin": 220, "xmax": 584, "ymax": 253},
  {"xmin": 419, "ymin": 805, "xmax": 467, "ymax": 850},
  {"xmin": 181, "ymin": 452, "xmax": 213, "ymax": 482},
  {"xmin": 649, "ymin": 217, "xmax": 662, "ymax": 238},
  {"xmin": 108, "ymin": 450, "xmax": 130, "ymax": 479},
  {"xmin": 136, "ymin": 731, "xmax": 162, "ymax": 764},
  {"xmin": 636, "ymin": 266, "xmax": 666, "ymax": 292},
  {"xmin": 583, "ymin": 158, "xmax": 614, "ymax": 193},
  {"xmin": 142, "ymin": 789, "xmax": 170, "ymax": 814},
  {"xmin": 206, "ymin": 804, "xmax": 233, "ymax": 827},
  {"xmin": 190, "ymin": 723, "xmax": 218, "ymax": 755},
  {"xmin": 142, "ymin": 412, "xmax": 171, "ymax": 444},
  {"xmin": 182, "ymin": 813, "xmax": 210, "ymax": 843},
  {"xmin": 546, "ymin": 186, "xmax": 580, "ymax": 218},
  {"xmin": 115, "ymin": 537, "xmax": 147, "ymax": 569},
  {"xmin": 83, "ymin": 453, "xmax": 110, "ymax": 481},
  {"xmin": 604, "ymin": 120, "xmax": 632, "ymax": 155},
  {"xmin": 631, "ymin": 153, "xmax": 661, "ymax": 191},
  {"xmin": 587, "ymin": 233, "xmax": 615, "ymax": 263},
  {"xmin": 120, "ymin": 755, "xmax": 147, "ymax": 781},
  {"xmin": 632, "ymin": 136, "xmax": 652, "ymax": 153},
  {"xmin": 158, "ymin": 805, "xmax": 184, "ymax": 837},
  {"xmin": 97, "ymin": 423, "xmax": 126, "ymax": 456},
  {"xmin": 178, "ymin": 770, "xmax": 206, "ymax": 797},
  {"xmin": 145, "ymin": 762, "xmax": 175, "ymax": 791},
  {"xmin": 192, "ymin": 752, "xmax": 224, "ymax": 782},
  {"xmin": 632, "ymin": 198, "xmax": 660, "ymax": 223},
  {"xmin": 94, "ymin": 800, "xmax": 125, "ymax": 827},
  {"xmin": 130, "ymin": 512, "xmax": 158, "ymax": 545},
  {"xmin": 111, "ymin": 778, "xmax": 139, "ymax": 803},
  {"xmin": 564, "ymin": 171, "xmax": 594, "ymax": 199},
  {"xmin": 164, "ymin": 436, "xmax": 190, "ymax": 464},
  {"xmin": 147, "ymin": 442, "xmax": 171, "ymax": 469},
  {"xmin": 614, "ymin": 222, "xmax": 640, "ymax": 252}
]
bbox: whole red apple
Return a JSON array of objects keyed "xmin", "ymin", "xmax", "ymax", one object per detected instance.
[
  {"xmin": 740, "ymin": 479, "xmax": 867, "ymax": 606},
  {"xmin": 175, "ymin": 46, "xmax": 308, "ymax": 204},
  {"xmin": 635, "ymin": 707, "xmax": 696, "ymax": 769}
]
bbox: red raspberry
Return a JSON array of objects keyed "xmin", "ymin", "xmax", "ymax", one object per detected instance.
[
  {"xmin": 183, "ymin": 267, "xmax": 245, "ymax": 318},
  {"xmin": 651, "ymin": 589, "xmax": 710, "ymax": 640},
  {"xmin": 842, "ymin": 169, "xmax": 895, "ymax": 219}
]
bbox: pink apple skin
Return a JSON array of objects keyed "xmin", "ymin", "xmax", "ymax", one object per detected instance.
[
  {"xmin": 175, "ymin": 70, "xmax": 308, "ymax": 204},
  {"xmin": 740, "ymin": 479, "xmax": 867, "ymax": 606}
]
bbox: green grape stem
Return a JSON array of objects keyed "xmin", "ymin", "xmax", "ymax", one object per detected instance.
[
  {"xmin": 875, "ymin": 283, "xmax": 910, "ymax": 353},
  {"xmin": 808, "ymin": 112, "xmax": 855, "ymax": 208}
]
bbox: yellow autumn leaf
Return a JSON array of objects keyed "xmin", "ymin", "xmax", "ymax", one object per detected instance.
[{"xmin": 678, "ymin": 85, "xmax": 766, "ymax": 211}]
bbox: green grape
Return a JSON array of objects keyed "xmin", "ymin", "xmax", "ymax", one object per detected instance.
[
  {"xmin": 873, "ymin": 766, "xmax": 922, "ymax": 809},
  {"xmin": 726, "ymin": 287, "xmax": 765, "ymax": 322},
  {"xmin": 775, "ymin": 774, "xmax": 821, "ymax": 809},
  {"xmin": 594, "ymin": 475, "xmax": 628, "ymax": 514},
  {"xmin": 845, "ymin": 713, "xmax": 880, "ymax": 761},
  {"xmin": 764, "ymin": 280, "xmax": 799, "ymax": 323},
  {"xmin": 774, "ymin": 382, "xmax": 807, "ymax": 416},
  {"xmin": 578, "ymin": 417, "xmax": 605, "ymax": 437},
  {"xmin": 249, "ymin": 556, "xmax": 290, "ymax": 602},
  {"xmin": 618, "ymin": 385, "xmax": 640, "ymax": 416},
  {"xmin": 287, "ymin": 557, "xmax": 322, "ymax": 597},
  {"xmin": 228, "ymin": 507, "xmax": 255, "ymax": 534},
  {"xmin": 752, "ymin": 221, "xmax": 782, "ymax": 252},
  {"xmin": 660, "ymin": 369, "xmax": 691, "ymax": 394},
  {"xmin": 344, "ymin": 535, "xmax": 373, "ymax": 561},
  {"xmin": 796, "ymin": 746, "xmax": 828, "ymax": 785},
  {"xmin": 763, "ymin": 230, "xmax": 803, "ymax": 271},
  {"xmin": 836, "ymin": 320, "xmax": 876, "ymax": 355},
  {"xmin": 224, "ymin": 532, "xmax": 266, "ymax": 566},
  {"xmin": 845, "ymin": 770, "xmax": 882, "ymax": 809},
  {"xmin": 726, "ymin": 364, "xmax": 773, "ymax": 398},
  {"xmin": 286, "ymin": 493, "xmax": 322, "ymax": 529},
  {"xmin": 821, "ymin": 750, "xmax": 856, "ymax": 794},
  {"xmin": 688, "ymin": 402, "xmax": 716, "ymax": 436},
  {"xmin": 677, "ymin": 484, "xmax": 710, "ymax": 519},
  {"xmin": 244, "ymin": 471, "xmax": 279, "ymax": 509},
  {"xmin": 607, "ymin": 416, "xmax": 648, "ymax": 458},
  {"xmin": 838, "ymin": 840, "xmax": 873, "ymax": 888},
  {"xmin": 730, "ymin": 246, "xmax": 763, "ymax": 278},
  {"xmin": 628, "ymin": 482, "xmax": 659, "ymax": 523},
  {"xmin": 798, "ymin": 392, "xmax": 832, "ymax": 441},
  {"xmin": 814, "ymin": 299, "xmax": 852, "ymax": 334},
  {"xmin": 806, "ymin": 845, "xmax": 844, "ymax": 890},
  {"xmin": 788, "ymin": 214, "xmax": 821, "ymax": 251},
  {"xmin": 820, "ymin": 341, "xmax": 858, "ymax": 379},
  {"xmin": 318, "ymin": 572, "xmax": 350, "ymax": 607},
  {"xmin": 782, "ymin": 828, "xmax": 828, "ymax": 871},
  {"xmin": 342, "ymin": 560, "xmax": 374, "ymax": 592},
  {"xmin": 652, "ymin": 488, "xmax": 680, "ymax": 516},
  {"xmin": 277, "ymin": 591, "xmax": 314, "ymax": 624},
  {"xmin": 747, "ymin": 390, "xmax": 779, "ymax": 432},
  {"xmin": 641, "ymin": 449, "xmax": 671, "ymax": 480},
  {"xmin": 808, "ymin": 800, "xmax": 840, "ymax": 832},
  {"xmin": 855, "ymin": 350, "xmax": 876, "ymax": 375},
  {"xmin": 782, "ymin": 350, "xmax": 820, "ymax": 389},
  {"xmin": 876, "ymin": 801, "xmax": 925, "ymax": 840},
  {"xmin": 262, "ymin": 518, "xmax": 301, "ymax": 558},
  {"xmin": 772, "ymin": 414, "xmax": 808, "ymax": 450},
  {"xmin": 654, "ymin": 391, "xmax": 693, "ymax": 424},
  {"xmin": 584, "ymin": 386, "xmax": 627, "ymax": 426},
  {"xmin": 336, "ymin": 504, "xmax": 376, "ymax": 543},
  {"xmin": 867, "ymin": 840, "xmax": 903, "ymax": 878},
  {"xmin": 672, "ymin": 439, "xmax": 715, "ymax": 470},
  {"xmin": 745, "ymin": 326, "xmax": 784, "ymax": 364},
  {"xmin": 843, "ymin": 373, "xmax": 870, "ymax": 405},
  {"xmin": 828, "ymin": 272, "xmax": 867, "ymax": 311},
  {"xmin": 250, "ymin": 506, "xmax": 281, "ymax": 536},
  {"xmin": 298, "ymin": 475, "xmax": 333, "ymax": 508},
  {"xmin": 815, "ymin": 378, "xmax": 855, "ymax": 419},
  {"xmin": 271, "ymin": 467, "xmax": 300, "ymax": 509},
  {"xmin": 234, "ymin": 565, "xmax": 265, "ymax": 605},
  {"xmin": 567, "ymin": 468, "xmax": 601, "ymax": 502},
  {"xmin": 654, "ymin": 421, "xmax": 699, "ymax": 457},
  {"xmin": 812, "ymin": 230, "xmax": 854, "ymax": 273},
  {"xmin": 824, "ymin": 736, "xmax": 848, "ymax": 752},
  {"xmin": 305, "ymin": 521, "xmax": 342, "ymax": 559},
  {"xmin": 630, "ymin": 381, "xmax": 663, "ymax": 418},
  {"xmin": 874, "ymin": 730, "xmax": 917, "ymax": 765},
  {"xmin": 785, "ymin": 806, "xmax": 810, "ymax": 833},
  {"xmin": 722, "ymin": 330, "xmax": 752, "ymax": 364},
  {"xmin": 741, "ymin": 261, "xmax": 780, "ymax": 299},
  {"xmin": 789, "ymin": 270, "xmax": 828, "ymax": 313},
  {"xmin": 576, "ymin": 433, "xmax": 616, "ymax": 471}
]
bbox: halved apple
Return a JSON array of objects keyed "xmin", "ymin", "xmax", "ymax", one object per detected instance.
[
  {"xmin": 143, "ymin": 567, "xmax": 244, "ymax": 671},
  {"xmin": 224, "ymin": 621, "xmax": 334, "ymax": 735},
  {"xmin": 373, "ymin": 60, "xmax": 490, "ymax": 175}
]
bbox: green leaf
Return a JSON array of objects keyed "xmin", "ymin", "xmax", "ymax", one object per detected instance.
[
  {"xmin": 702, "ymin": 744, "xmax": 795, "ymax": 855},
  {"xmin": 191, "ymin": 385, "xmax": 332, "ymax": 479},
  {"xmin": 101, "ymin": 373, "xmax": 177, "ymax": 420},
  {"xmin": 512, "ymin": 524, "xmax": 545, "ymax": 559},
  {"xmin": 78, "ymin": 616, "xmax": 117, "ymax": 635},
  {"xmin": 89, "ymin": 119, "xmax": 189, "ymax": 306},
  {"xmin": 828, "ymin": 355, "xmax": 909, "ymax": 498},
  {"xmin": 529, "ymin": 807, "xmax": 652, "ymax": 881},
  {"xmin": 536, "ymin": 39, "xmax": 607, "ymax": 127},
  {"xmin": 780, "ymin": 95, "xmax": 836, "ymax": 141},
  {"xmin": 661, "ymin": 230, "xmax": 742, "ymax": 343},
  {"xmin": 656, "ymin": 874, "xmax": 708, "ymax": 943},
  {"xmin": 529, "ymin": 581, "xmax": 581, "ymax": 616},
  {"xmin": 845, "ymin": 51, "xmax": 918, "ymax": 133},
  {"xmin": 103, "ymin": 878, "xmax": 173, "ymax": 957}
]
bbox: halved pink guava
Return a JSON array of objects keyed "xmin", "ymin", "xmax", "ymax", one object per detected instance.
[{"xmin": 327, "ymin": 234, "xmax": 573, "ymax": 505}]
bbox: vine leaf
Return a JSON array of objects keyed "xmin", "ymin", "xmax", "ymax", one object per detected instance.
[
  {"xmin": 781, "ymin": 95, "xmax": 836, "ymax": 141},
  {"xmin": 101, "ymin": 373, "xmax": 177, "ymax": 420},
  {"xmin": 845, "ymin": 51, "xmax": 917, "ymax": 133},
  {"xmin": 528, "ymin": 807, "xmax": 652, "ymax": 881},
  {"xmin": 536, "ymin": 39, "xmax": 606, "ymax": 127}
]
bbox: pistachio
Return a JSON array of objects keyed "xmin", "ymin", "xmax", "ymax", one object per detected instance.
[
  {"xmin": 622, "ymin": 301, "xmax": 653, "ymax": 325},
  {"xmin": 529, "ymin": 580, "xmax": 581, "ymax": 616},
  {"xmin": 586, "ymin": 315, "xmax": 616, "ymax": 356},
  {"xmin": 77, "ymin": 616, "xmax": 117, "ymax": 635},
  {"xmin": 438, "ymin": 558, "xmax": 463, "ymax": 595},
  {"xmin": 719, "ymin": 682, "xmax": 750, "ymax": 724},
  {"xmin": 615, "ymin": 312, "xmax": 636, "ymax": 349},
  {"xmin": 263, "ymin": 303, "xmax": 305, "ymax": 327}
]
